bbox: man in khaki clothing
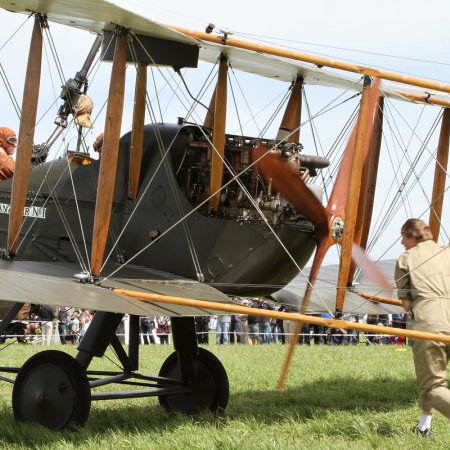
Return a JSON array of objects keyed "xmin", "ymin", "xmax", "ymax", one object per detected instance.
[{"xmin": 395, "ymin": 218, "xmax": 450, "ymax": 437}]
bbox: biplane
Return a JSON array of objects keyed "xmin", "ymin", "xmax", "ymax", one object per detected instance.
[{"xmin": 0, "ymin": 0, "xmax": 449, "ymax": 431}]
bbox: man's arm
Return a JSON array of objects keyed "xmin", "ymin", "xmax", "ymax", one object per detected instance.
[{"xmin": 395, "ymin": 255, "xmax": 413, "ymax": 312}]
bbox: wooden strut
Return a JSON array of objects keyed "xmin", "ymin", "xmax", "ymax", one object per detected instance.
[
  {"xmin": 113, "ymin": 288, "xmax": 450, "ymax": 345},
  {"xmin": 91, "ymin": 29, "xmax": 127, "ymax": 276},
  {"xmin": 168, "ymin": 25, "xmax": 450, "ymax": 96},
  {"xmin": 204, "ymin": 84, "xmax": 216, "ymax": 129},
  {"xmin": 347, "ymin": 96, "xmax": 384, "ymax": 283},
  {"xmin": 7, "ymin": 15, "xmax": 44, "ymax": 256},
  {"xmin": 428, "ymin": 108, "xmax": 450, "ymax": 241},
  {"xmin": 396, "ymin": 92, "xmax": 450, "ymax": 109},
  {"xmin": 335, "ymin": 77, "xmax": 377, "ymax": 314},
  {"xmin": 129, "ymin": 63, "xmax": 147, "ymax": 200},
  {"xmin": 209, "ymin": 54, "xmax": 228, "ymax": 212},
  {"xmin": 356, "ymin": 292, "xmax": 402, "ymax": 307},
  {"xmin": 277, "ymin": 76, "xmax": 303, "ymax": 143},
  {"xmin": 359, "ymin": 96, "xmax": 384, "ymax": 251}
]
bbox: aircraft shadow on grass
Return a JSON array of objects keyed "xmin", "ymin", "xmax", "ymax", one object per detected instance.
[{"xmin": 0, "ymin": 376, "xmax": 417, "ymax": 444}]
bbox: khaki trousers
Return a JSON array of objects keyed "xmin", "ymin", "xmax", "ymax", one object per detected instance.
[{"xmin": 412, "ymin": 337, "xmax": 450, "ymax": 418}]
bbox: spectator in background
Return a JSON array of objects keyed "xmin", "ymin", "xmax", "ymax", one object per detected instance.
[
  {"xmin": 229, "ymin": 315, "xmax": 243, "ymax": 344},
  {"xmin": 141, "ymin": 317, "xmax": 156, "ymax": 344},
  {"xmin": 157, "ymin": 316, "xmax": 170, "ymax": 344},
  {"xmin": 57, "ymin": 306, "xmax": 67, "ymax": 344},
  {"xmin": 216, "ymin": 315, "xmax": 231, "ymax": 344},
  {"xmin": 247, "ymin": 305, "xmax": 260, "ymax": 345},
  {"xmin": 275, "ymin": 305, "xmax": 286, "ymax": 344},
  {"xmin": 38, "ymin": 305, "xmax": 54, "ymax": 346},
  {"xmin": 195, "ymin": 316, "xmax": 210, "ymax": 344},
  {"xmin": 63, "ymin": 314, "xmax": 74, "ymax": 344},
  {"xmin": 257, "ymin": 300, "xmax": 273, "ymax": 344},
  {"xmin": 71, "ymin": 311, "xmax": 80, "ymax": 345},
  {"xmin": 239, "ymin": 299, "xmax": 249, "ymax": 344}
]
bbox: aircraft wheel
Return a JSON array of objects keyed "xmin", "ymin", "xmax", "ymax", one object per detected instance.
[
  {"xmin": 158, "ymin": 347, "xmax": 229, "ymax": 414},
  {"xmin": 12, "ymin": 350, "xmax": 91, "ymax": 430}
]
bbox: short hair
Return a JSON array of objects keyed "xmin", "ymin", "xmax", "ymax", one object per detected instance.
[{"xmin": 401, "ymin": 218, "xmax": 433, "ymax": 242}]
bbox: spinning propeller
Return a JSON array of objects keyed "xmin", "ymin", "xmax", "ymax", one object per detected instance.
[{"xmin": 254, "ymin": 77, "xmax": 392, "ymax": 390}]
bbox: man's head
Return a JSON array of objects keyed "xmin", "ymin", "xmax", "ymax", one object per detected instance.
[
  {"xmin": 400, "ymin": 218, "xmax": 433, "ymax": 250},
  {"xmin": 0, "ymin": 128, "xmax": 17, "ymax": 155}
]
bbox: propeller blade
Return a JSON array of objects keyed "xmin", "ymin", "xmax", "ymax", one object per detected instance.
[
  {"xmin": 351, "ymin": 244, "xmax": 393, "ymax": 293},
  {"xmin": 253, "ymin": 144, "xmax": 329, "ymax": 241},
  {"xmin": 277, "ymin": 238, "xmax": 331, "ymax": 391}
]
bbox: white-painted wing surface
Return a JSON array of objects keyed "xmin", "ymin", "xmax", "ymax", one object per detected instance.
[
  {"xmin": 0, "ymin": 0, "xmax": 195, "ymax": 42},
  {"xmin": 1, "ymin": 0, "xmax": 448, "ymax": 104}
]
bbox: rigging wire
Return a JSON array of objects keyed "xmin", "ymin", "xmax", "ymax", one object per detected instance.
[
  {"xmin": 184, "ymin": 62, "xmax": 217, "ymax": 124},
  {"xmin": 365, "ymin": 102, "xmax": 443, "ymax": 259},
  {"xmin": 368, "ymin": 100, "xmax": 441, "ymax": 249},
  {"xmin": 228, "ymin": 66, "xmax": 262, "ymax": 136},
  {"xmin": 0, "ymin": 63, "xmax": 21, "ymax": 118},
  {"xmin": 175, "ymin": 68, "xmax": 212, "ymax": 117},
  {"xmin": 228, "ymin": 69, "xmax": 244, "ymax": 136}
]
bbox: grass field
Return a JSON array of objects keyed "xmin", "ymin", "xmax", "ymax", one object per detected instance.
[{"xmin": 0, "ymin": 341, "xmax": 448, "ymax": 449}]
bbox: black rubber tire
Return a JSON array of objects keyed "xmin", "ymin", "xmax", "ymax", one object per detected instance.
[
  {"xmin": 12, "ymin": 350, "xmax": 91, "ymax": 430},
  {"xmin": 158, "ymin": 347, "xmax": 229, "ymax": 414}
]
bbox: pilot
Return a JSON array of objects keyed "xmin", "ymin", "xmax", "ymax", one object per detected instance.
[
  {"xmin": 0, "ymin": 127, "xmax": 17, "ymax": 180},
  {"xmin": 395, "ymin": 218, "xmax": 450, "ymax": 438}
]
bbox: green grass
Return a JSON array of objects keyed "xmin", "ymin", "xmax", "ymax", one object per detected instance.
[{"xmin": 0, "ymin": 342, "xmax": 448, "ymax": 449}]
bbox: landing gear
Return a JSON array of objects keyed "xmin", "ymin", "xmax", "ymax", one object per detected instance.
[
  {"xmin": 158, "ymin": 347, "xmax": 229, "ymax": 414},
  {"xmin": 0, "ymin": 314, "xmax": 230, "ymax": 430},
  {"xmin": 12, "ymin": 350, "xmax": 91, "ymax": 430}
]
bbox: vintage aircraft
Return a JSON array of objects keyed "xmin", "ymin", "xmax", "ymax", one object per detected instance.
[{"xmin": 0, "ymin": 0, "xmax": 449, "ymax": 431}]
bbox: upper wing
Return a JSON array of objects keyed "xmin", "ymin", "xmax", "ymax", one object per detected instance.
[
  {"xmin": 1, "ymin": 0, "xmax": 448, "ymax": 104},
  {"xmin": 0, "ymin": 0, "xmax": 195, "ymax": 42},
  {"xmin": 0, "ymin": 260, "xmax": 230, "ymax": 317}
]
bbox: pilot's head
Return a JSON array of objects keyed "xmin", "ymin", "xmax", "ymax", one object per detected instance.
[{"xmin": 0, "ymin": 127, "xmax": 17, "ymax": 155}]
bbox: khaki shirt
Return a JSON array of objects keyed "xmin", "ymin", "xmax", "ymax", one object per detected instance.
[{"xmin": 395, "ymin": 240, "xmax": 450, "ymax": 332}]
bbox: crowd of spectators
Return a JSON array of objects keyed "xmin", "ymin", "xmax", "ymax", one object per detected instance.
[
  {"xmin": 0, "ymin": 302, "xmax": 408, "ymax": 347},
  {"xmin": 200, "ymin": 300, "xmax": 408, "ymax": 346}
]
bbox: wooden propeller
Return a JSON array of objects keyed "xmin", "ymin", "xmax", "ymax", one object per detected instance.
[{"xmin": 254, "ymin": 77, "xmax": 390, "ymax": 390}]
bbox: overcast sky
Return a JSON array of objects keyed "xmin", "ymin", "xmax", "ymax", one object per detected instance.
[{"xmin": 0, "ymin": 0, "xmax": 449, "ymax": 264}]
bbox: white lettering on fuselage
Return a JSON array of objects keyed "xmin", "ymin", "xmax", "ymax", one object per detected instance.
[{"xmin": 0, "ymin": 203, "xmax": 46, "ymax": 219}]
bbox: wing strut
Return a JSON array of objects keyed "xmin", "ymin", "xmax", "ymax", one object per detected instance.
[
  {"xmin": 209, "ymin": 54, "xmax": 228, "ymax": 212},
  {"xmin": 276, "ymin": 76, "xmax": 303, "ymax": 143},
  {"xmin": 347, "ymin": 96, "xmax": 384, "ymax": 282},
  {"xmin": 129, "ymin": 63, "xmax": 147, "ymax": 200},
  {"xmin": 91, "ymin": 28, "xmax": 128, "ymax": 276},
  {"xmin": 334, "ymin": 76, "xmax": 379, "ymax": 313},
  {"xmin": 7, "ymin": 14, "xmax": 45, "ymax": 257},
  {"xmin": 204, "ymin": 82, "xmax": 216, "ymax": 129},
  {"xmin": 428, "ymin": 108, "xmax": 450, "ymax": 241},
  {"xmin": 358, "ymin": 97, "xmax": 384, "ymax": 251}
]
